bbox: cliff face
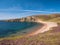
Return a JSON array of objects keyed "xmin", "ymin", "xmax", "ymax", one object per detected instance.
[{"xmin": 5, "ymin": 16, "xmax": 37, "ymax": 22}]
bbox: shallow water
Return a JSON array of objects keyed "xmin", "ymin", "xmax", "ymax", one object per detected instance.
[{"xmin": 0, "ymin": 21, "xmax": 41, "ymax": 38}]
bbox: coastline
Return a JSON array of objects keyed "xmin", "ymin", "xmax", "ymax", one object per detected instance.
[
  {"xmin": 0, "ymin": 20, "xmax": 58, "ymax": 40},
  {"xmin": 20, "ymin": 23, "xmax": 44, "ymax": 36},
  {"xmin": 26, "ymin": 23, "xmax": 45, "ymax": 37},
  {"xmin": 26, "ymin": 20, "xmax": 58, "ymax": 37}
]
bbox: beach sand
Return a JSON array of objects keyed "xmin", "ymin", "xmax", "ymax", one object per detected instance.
[{"xmin": 26, "ymin": 19, "xmax": 58, "ymax": 37}]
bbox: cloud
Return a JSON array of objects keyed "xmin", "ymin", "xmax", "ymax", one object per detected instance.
[
  {"xmin": 0, "ymin": 7, "xmax": 60, "ymax": 14},
  {"xmin": 19, "ymin": 10, "xmax": 46, "ymax": 12},
  {"xmin": 19, "ymin": 10, "xmax": 60, "ymax": 14}
]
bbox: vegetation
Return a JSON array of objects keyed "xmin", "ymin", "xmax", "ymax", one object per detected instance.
[{"xmin": 37, "ymin": 14, "xmax": 60, "ymax": 21}]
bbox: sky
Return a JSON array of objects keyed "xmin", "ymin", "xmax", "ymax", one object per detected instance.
[{"xmin": 0, "ymin": 0, "xmax": 60, "ymax": 20}]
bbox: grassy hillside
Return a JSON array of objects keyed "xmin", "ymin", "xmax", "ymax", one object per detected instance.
[
  {"xmin": 47, "ymin": 17, "xmax": 60, "ymax": 23},
  {"xmin": 36, "ymin": 14, "xmax": 60, "ymax": 21}
]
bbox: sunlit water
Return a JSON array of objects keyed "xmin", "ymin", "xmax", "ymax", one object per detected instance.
[{"xmin": 0, "ymin": 21, "xmax": 42, "ymax": 38}]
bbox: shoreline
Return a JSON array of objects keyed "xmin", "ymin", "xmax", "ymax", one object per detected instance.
[
  {"xmin": 26, "ymin": 20, "xmax": 58, "ymax": 37},
  {"xmin": 26, "ymin": 23, "xmax": 45, "ymax": 37},
  {"xmin": 0, "ymin": 22, "xmax": 44, "ymax": 41},
  {"xmin": 20, "ymin": 23, "xmax": 44, "ymax": 36}
]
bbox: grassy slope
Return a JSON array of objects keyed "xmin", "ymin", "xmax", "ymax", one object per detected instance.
[
  {"xmin": 47, "ymin": 17, "xmax": 60, "ymax": 23},
  {"xmin": 37, "ymin": 14, "xmax": 60, "ymax": 21},
  {"xmin": 0, "ymin": 14, "xmax": 60, "ymax": 45}
]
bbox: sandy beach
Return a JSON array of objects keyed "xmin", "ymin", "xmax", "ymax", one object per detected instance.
[{"xmin": 27, "ymin": 19, "xmax": 58, "ymax": 36}]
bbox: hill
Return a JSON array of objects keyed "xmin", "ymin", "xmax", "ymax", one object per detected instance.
[{"xmin": 35, "ymin": 14, "xmax": 60, "ymax": 21}]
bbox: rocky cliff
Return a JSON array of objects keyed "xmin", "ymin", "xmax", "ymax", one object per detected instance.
[{"xmin": 5, "ymin": 16, "xmax": 37, "ymax": 22}]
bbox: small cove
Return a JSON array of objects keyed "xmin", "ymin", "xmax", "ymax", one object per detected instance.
[{"xmin": 0, "ymin": 21, "xmax": 42, "ymax": 38}]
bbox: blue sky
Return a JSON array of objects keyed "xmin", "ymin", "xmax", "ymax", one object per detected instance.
[{"xmin": 0, "ymin": 0, "xmax": 60, "ymax": 19}]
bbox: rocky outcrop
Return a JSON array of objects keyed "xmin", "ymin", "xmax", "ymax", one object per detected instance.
[{"xmin": 4, "ymin": 16, "xmax": 37, "ymax": 22}]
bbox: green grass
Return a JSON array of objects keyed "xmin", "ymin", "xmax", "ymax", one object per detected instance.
[
  {"xmin": 47, "ymin": 17, "xmax": 60, "ymax": 23},
  {"xmin": 0, "ymin": 35, "xmax": 24, "ymax": 41}
]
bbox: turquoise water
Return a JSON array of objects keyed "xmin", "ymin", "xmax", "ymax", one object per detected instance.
[{"xmin": 0, "ymin": 21, "xmax": 41, "ymax": 38}]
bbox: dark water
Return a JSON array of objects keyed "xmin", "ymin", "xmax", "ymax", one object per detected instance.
[{"xmin": 0, "ymin": 21, "xmax": 41, "ymax": 38}]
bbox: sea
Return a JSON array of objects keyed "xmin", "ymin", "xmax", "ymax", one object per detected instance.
[{"xmin": 0, "ymin": 21, "xmax": 42, "ymax": 38}]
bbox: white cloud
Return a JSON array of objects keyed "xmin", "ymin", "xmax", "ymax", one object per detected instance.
[{"xmin": 0, "ymin": 8, "xmax": 60, "ymax": 13}]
